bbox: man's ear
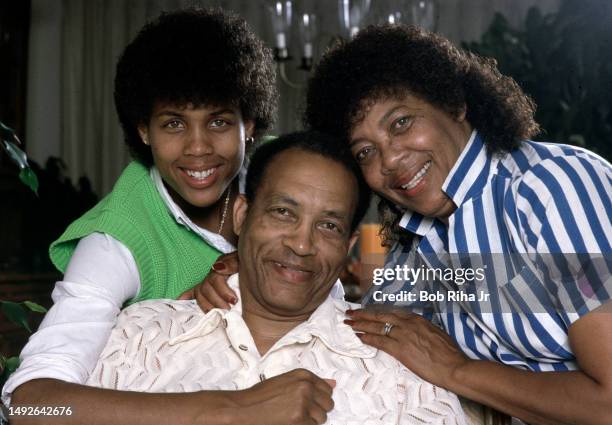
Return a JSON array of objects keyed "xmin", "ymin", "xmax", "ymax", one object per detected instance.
[
  {"xmin": 232, "ymin": 194, "xmax": 249, "ymax": 236},
  {"xmin": 348, "ymin": 230, "xmax": 359, "ymax": 253},
  {"xmin": 137, "ymin": 124, "xmax": 149, "ymax": 145}
]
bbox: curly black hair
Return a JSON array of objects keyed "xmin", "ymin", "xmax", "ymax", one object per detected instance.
[
  {"xmin": 114, "ymin": 8, "xmax": 277, "ymax": 166},
  {"xmin": 246, "ymin": 131, "xmax": 371, "ymax": 232},
  {"xmin": 304, "ymin": 24, "xmax": 540, "ymax": 245}
]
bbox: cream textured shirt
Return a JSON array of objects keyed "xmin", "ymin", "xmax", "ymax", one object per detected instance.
[{"xmin": 86, "ymin": 274, "xmax": 468, "ymax": 425}]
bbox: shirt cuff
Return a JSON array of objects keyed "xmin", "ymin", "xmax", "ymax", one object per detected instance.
[{"xmin": 2, "ymin": 356, "xmax": 89, "ymax": 408}]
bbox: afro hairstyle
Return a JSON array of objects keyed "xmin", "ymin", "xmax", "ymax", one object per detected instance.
[
  {"xmin": 304, "ymin": 24, "xmax": 540, "ymax": 154},
  {"xmin": 114, "ymin": 8, "xmax": 277, "ymax": 166}
]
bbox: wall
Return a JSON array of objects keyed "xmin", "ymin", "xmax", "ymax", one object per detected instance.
[{"xmin": 26, "ymin": 0, "xmax": 62, "ymax": 166}]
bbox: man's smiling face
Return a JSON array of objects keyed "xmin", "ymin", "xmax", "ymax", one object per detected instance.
[{"xmin": 234, "ymin": 148, "xmax": 358, "ymax": 318}]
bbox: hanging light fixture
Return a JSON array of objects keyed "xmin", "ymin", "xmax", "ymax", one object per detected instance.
[
  {"xmin": 411, "ymin": 0, "xmax": 438, "ymax": 31},
  {"xmin": 372, "ymin": 0, "xmax": 438, "ymax": 30},
  {"xmin": 371, "ymin": 0, "xmax": 411, "ymax": 25},
  {"xmin": 267, "ymin": 0, "xmax": 293, "ymax": 61},
  {"xmin": 338, "ymin": 0, "xmax": 372, "ymax": 38},
  {"xmin": 266, "ymin": 0, "xmax": 372, "ymax": 71},
  {"xmin": 265, "ymin": 0, "xmax": 439, "ymax": 87},
  {"xmin": 298, "ymin": 11, "xmax": 317, "ymax": 70}
]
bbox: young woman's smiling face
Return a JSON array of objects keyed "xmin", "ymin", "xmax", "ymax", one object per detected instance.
[
  {"xmin": 349, "ymin": 94, "xmax": 472, "ymax": 221},
  {"xmin": 139, "ymin": 102, "xmax": 253, "ymax": 212}
]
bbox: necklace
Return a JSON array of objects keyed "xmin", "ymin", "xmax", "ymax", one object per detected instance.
[{"xmin": 217, "ymin": 186, "xmax": 231, "ymax": 234}]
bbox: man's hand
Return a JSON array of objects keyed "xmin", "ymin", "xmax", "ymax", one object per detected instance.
[
  {"xmin": 235, "ymin": 369, "xmax": 336, "ymax": 425},
  {"xmin": 10, "ymin": 371, "xmax": 335, "ymax": 425},
  {"xmin": 345, "ymin": 308, "xmax": 469, "ymax": 387},
  {"xmin": 178, "ymin": 252, "xmax": 240, "ymax": 312}
]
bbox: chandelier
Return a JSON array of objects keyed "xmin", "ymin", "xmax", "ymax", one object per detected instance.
[{"xmin": 265, "ymin": 0, "xmax": 438, "ymax": 86}]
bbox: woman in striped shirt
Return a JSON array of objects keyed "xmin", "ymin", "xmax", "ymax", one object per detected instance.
[{"xmin": 200, "ymin": 23, "xmax": 611, "ymax": 425}]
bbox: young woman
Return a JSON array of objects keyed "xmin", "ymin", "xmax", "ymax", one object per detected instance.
[{"xmin": 3, "ymin": 7, "xmax": 276, "ymax": 416}]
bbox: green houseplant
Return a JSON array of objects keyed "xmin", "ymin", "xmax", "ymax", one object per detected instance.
[
  {"xmin": 463, "ymin": 0, "xmax": 612, "ymax": 160},
  {"xmin": 0, "ymin": 121, "xmax": 47, "ymax": 388}
]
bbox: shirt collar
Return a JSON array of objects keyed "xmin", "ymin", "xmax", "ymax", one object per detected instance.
[
  {"xmin": 170, "ymin": 273, "xmax": 376, "ymax": 358},
  {"xmin": 275, "ymin": 290, "xmax": 376, "ymax": 358},
  {"xmin": 399, "ymin": 130, "xmax": 493, "ymax": 236},
  {"xmin": 441, "ymin": 130, "xmax": 492, "ymax": 207},
  {"xmin": 150, "ymin": 166, "xmax": 236, "ymax": 254}
]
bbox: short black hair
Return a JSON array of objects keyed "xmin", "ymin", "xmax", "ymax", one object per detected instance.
[
  {"xmin": 305, "ymin": 24, "xmax": 539, "ymax": 153},
  {"xmin": 114, "ymin": 8, "xmax": 277, "ymax": 166},
  {"xmin": 245, "ymin": 131, "xmax": 371, "ymax": 232}
]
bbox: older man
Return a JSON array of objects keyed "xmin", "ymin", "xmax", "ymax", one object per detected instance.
[{"xmin": 11, "ymin": 132, "xmax": 467, "ymax": 425}]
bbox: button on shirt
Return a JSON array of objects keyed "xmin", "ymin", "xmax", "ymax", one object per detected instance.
[
  {"xmin": 86, "ymin": 274, "xmax": 468, "ymax": 425},
  {"xmin": 369, "ymin": 131, "xmax": 612, "ymax": 372},
  {"xmin": 0, "ymin": 165, "xmax": 346, "ymax": 406}
]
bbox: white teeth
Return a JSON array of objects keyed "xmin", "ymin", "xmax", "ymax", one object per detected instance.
[
  {"xmin": 275, "ymin": 262, "xmax": 307, "ymax": 273},
  {"xmin": 185, "ymin": 168, "xmax": 215, "ymax": 180},
  {"xmin": 401, "ymin": 161, "xmax": 431, "ymax": 190}
]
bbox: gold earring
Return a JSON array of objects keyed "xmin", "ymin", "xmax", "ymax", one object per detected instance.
[{"xmin": 143, "ymin": 139, "xmax": 149, "ymax": 145}]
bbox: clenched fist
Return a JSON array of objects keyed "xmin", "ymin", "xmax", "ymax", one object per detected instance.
[{"xmin": 232, "ymin": 369, "xmax": 336, "ymax": 425}]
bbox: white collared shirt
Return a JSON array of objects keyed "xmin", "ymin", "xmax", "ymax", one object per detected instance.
[
  {"xmin": 149, "ymin": 167, "xmax": 237, "ymax": 254},
  {"xmin": 86, "ymin": 274, "xmax": 467, "ymax": 425}
]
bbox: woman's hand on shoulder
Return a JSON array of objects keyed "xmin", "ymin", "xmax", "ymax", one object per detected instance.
[
  {"xmin": 344, "ymin": 308, "xmax": 470, "ymax": 387},
  {"xmin": 178, "ymin": 251, "xmax": 239, "ymax": 312}
]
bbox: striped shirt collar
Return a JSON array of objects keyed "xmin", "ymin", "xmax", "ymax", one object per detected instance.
[
  {"xmin": 399, "ymin": 130, "xmax": 494, "ymax": 236},
  {"xmin": 170, "ymin": 274, "xmax": 376, "ymax": 358}
]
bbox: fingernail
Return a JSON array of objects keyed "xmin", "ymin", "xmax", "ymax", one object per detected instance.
[
  {"xmin": 230, "ymin": 297, "xmax": 238, "ymax": 305},
  {"xmin": 343, "ymin": 319, "xmax": 355, "ymax": 326},
  {"xmin": 346, "ymin": 309, "xmax": 354, "ymax": 315},
  {"xmin": 212, "ymin": 261, "xmax": 226, "ymax": 272},
  {"xmin": 355, "ymin": 333, "xmax": 364, "ymax": 338}
]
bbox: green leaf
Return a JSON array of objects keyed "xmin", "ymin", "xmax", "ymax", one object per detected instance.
[
  {"xmin": 4, "ymin": 356, "xmax": 19, "ymax": 374},
  {"xmin": 0, "ymin": 121, "xmax": 21, "ymax": 145},
  {"xmin": 0, "ymin": 123, "xmax": 38, "ymax": 194},
  {"xmin": 19, "ymin": 167, "xmax": 39, "ymax": 195},
  {"xmin": 0, "ymin": 356, "xmax": 20, "ymax": 389},
  {"xmin": 1, "ymin": 139, "xmax": 28, "ymax": 169},
  {"xmin": 0, "ymin": 301, "xmax": 31, "ymax": 332},
  {"xmin": 23, "ymin": 301, "xmax": 47, "ymax": 313}
]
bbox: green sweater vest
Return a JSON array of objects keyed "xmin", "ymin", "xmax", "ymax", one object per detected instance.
[{"xmin": 49, "ymin": 162, "xmax": 221, "ymax": 304}]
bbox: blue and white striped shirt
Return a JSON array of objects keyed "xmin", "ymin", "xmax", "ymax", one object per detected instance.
[{"xmin": 368, "ymin": 131, "xmax": 612, "ymax": 372}]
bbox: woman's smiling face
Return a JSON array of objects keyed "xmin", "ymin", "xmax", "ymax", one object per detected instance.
[
  {"xmin": 139, "ymin": 102, "xmax": 253, "ymax": 212},
  {"xmin": 349, "ymin": 94, "xmax": 472, "ymax": 220}
]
